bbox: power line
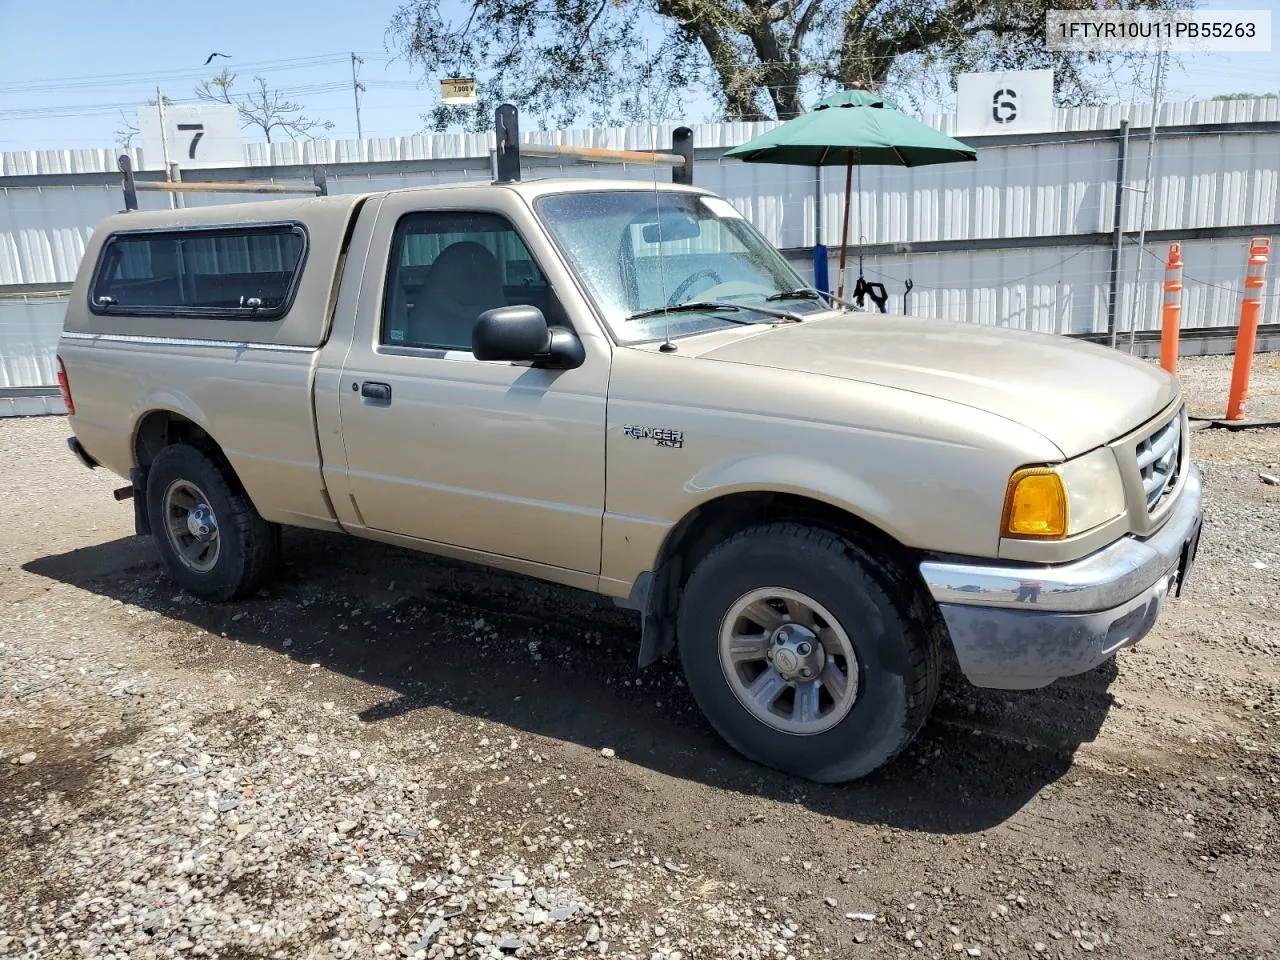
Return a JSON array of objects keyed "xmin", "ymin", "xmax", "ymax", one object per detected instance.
[
  {"xmin": 0, "ymin": 82, "xmax": 357, "ymax": 121},
  {"xmin": 0, "ymin": 53, "xmax": 394, "ymax": 95},
  {"xmin": 4, "ymin": 60, "xmax": 1270, "ymax": 129},
  {"xmin": 0, "ymin": 49, "xmax": 958, "ymax": 102},
  {"xmin": 1140, "ymin": 244, "xmax": 1280, "ymax": 299}
]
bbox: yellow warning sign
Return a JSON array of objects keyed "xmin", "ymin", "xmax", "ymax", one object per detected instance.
[{"xmin": 440, "ymin": 78, "xmax": 477, "ymax": 105}]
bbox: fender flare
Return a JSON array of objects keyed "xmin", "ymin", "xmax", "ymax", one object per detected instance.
[
  {"xmin": 128, "ymin": 394, "xmax": 219, "ymax": 536},
  {"xmin": 680, "ymin": 452, "xmax": 904, "ymax": 542},
  {"xmin": 632, "ymin": 453, "xmax": 906, "ymax": 667},
  {"xmin": 129, "ymin": 391, "xmax": 217, "ymax": 462}
]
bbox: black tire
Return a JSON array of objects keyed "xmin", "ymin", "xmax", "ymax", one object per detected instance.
[
  {"xmin": 146, "ymin": 443, "xmax": 280, "ymax": 601},
  {"xmin": 677, "ymin": 522, "xmax": 942, "ymax": 783}
]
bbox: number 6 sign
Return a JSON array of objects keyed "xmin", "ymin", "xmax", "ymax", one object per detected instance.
[
  {"xmin": 137, "ymin": 104, "xmax": 243, "ymax": 171},
  {"xmin": 956, "ymin": 69, "xmax": 1054, "ymax": 136},
  {"xmin": 991, "ymin": 89, "xmax": 1018, "ymax": 124}
]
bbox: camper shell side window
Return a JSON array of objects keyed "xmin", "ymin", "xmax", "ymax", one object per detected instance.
[{"xmin": 89, "ymin": 221, "xmax": 309, "ymax": 320}]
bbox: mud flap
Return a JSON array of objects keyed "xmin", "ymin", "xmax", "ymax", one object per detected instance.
[
  {"xmin": 130, "ymin": 466, "xmax": 151, "ymax": 537},
  {"xmin": 629, "ymin": 560, "xmax": 682, "ymax": 668}
]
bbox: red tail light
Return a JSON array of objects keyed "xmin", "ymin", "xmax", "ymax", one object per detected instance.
[{"xmin": 56, "ymin": 355, "xmax": 75, "ymax": 415}]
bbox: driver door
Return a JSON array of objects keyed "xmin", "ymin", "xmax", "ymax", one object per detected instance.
[{"xmin": 334, "ymin": 197, "xmax": 608, "ymax": 576}]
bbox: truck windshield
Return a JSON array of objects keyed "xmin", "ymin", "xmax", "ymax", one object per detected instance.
[{"xmin": 535, "ymin": 190, "xmax": 829, "ymax": 343}]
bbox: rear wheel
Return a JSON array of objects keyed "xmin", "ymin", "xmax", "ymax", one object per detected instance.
[
  {"xmin": 677, "ymin": 522, "xmax": 942, "ymax": 783},
  {"xmin": 146, "ymin": 444, "xmax": 280, "ymax": 601}
]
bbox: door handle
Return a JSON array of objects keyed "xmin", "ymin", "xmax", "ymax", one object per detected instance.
[{"xmin": 359, "ymin": 381, "xmax": 392, "ymax": 404}]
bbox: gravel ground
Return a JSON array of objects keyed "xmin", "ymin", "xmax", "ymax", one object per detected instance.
[
  {"xmin": 1176, "ymin": 352, "xmax": 1280, "ymax": 423},
  {"xmin": 2, "ymin": 354, "xmax": 1278, "ymax": 960}
]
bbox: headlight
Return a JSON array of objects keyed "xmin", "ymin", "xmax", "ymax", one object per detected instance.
[{"xmin": 1003, "ymin": 448, "xmax": 1126, "ymax": 540}]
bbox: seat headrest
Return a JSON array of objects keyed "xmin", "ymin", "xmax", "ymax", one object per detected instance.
[{"xmin": 421, "ymin": 241, "xmax": 504, "ymax": 301}]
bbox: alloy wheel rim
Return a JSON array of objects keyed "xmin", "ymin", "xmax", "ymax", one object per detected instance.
[
  {"xmin": 163, "ymin": 479, "xmax": 220, "ymax": 573},
  {"xmin": 717, "ymin": 587, "xmax": 859, "ymax": 735}
]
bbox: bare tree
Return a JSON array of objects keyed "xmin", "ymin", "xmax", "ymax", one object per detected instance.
[
  {"xmin": 196, "ymin": 70, "xmax": 334, "ymax": 142},
  {"xmin": 388, "ymin": 0, "xmax": 1195, "ymax": 129}
]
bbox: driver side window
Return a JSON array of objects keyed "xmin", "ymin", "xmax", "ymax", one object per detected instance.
[{"xmin": 382, "ymin": 212, "xmax": 552, "ymax": 351}]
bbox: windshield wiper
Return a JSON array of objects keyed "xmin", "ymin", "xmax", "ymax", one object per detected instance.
[
  {"xmin": 765, "ymin": 288, "xmax": 825, "ymax": 303},
  {"xmin": 765, "ymin": 287, "xmax": 868, "ymax": 311},
  {"xmin": 624, "ymin": 301, "xmax": 744, "ymax": 322},
  {"xmin": 625, "ymin": 300, "xmax": 806, "ymax": 324}
]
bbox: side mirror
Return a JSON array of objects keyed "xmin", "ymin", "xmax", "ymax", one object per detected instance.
[
  {"xmin": 472, "ymin": 305, "xmax": 585, "ymax": 370},
  {"xmin": 473, "ymin": 305, "xmax": 548, "ymax": 361}
]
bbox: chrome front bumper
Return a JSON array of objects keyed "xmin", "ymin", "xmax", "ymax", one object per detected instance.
[{"xmin": 919, "ymin": 464, "xmax": 1203, "ymax": 690}]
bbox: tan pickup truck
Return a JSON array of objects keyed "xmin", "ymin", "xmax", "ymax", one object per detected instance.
[{"xmin": 57, "ymin": 178, "xmax": 1203, "ymax": 782}]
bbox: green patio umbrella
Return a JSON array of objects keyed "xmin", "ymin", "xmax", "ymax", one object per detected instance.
[{"xmin": 724, "ymin": 88, "xmax": 976, "ymax": 303}]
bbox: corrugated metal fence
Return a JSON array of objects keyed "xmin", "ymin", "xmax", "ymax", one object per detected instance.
[{"xmin": 3, "ymin": 97, "xmax": 1278, "ymax": 414}]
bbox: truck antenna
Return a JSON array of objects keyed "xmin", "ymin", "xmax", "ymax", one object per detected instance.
[{"xmin": 644, "ymin": 48, "xmax": 676, "ymax": 353}]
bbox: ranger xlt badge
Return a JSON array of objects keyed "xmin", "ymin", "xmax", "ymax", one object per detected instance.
[{"xmin": 623, "ymin": 425, "xmax": 684, "ymax": 448}]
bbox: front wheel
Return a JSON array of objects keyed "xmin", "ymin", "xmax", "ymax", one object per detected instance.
[
  {"xmin": 146, "ymin": 443, "xmax": 280, "ymax": 601},
  {"xmin": 677, "ymin": 523, "xmax": 942, "ymax": 783}
]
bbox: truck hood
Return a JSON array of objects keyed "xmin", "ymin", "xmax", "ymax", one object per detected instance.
[{"xmin": 692, "ymin": 313, "xmax": 1179, "ymax": 455}]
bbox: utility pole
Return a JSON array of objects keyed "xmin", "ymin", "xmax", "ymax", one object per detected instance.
[
  {"xmin": 350, "ymin": 53, "xmax": 365, "ymax": 140},
  {"xmin": 156, "ymin": 86, "xmax": 175, "ymax": 209},
  {"xmin": 155, "ymin": 86, "xmax": 172, "ymax": 172},
  {"xmin": 1106, "ymin": 119, "xmax": 1130, "ymax": 350},
  {"xmin": 1128, "ymin": 45, "xmax": 1167, "ymax": 353}
]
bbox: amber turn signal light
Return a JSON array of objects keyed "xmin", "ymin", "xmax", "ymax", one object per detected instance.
[{"xmin": 1002, "ymin": 468, "xmax": 1068, "ymax": 539}]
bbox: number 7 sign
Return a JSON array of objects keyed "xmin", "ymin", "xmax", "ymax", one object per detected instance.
[
  {"xmin": 137, "ymin": 104, "xmax": 243, "ymax": 170},
  {"xmin": 177, "ymin": 123, "xmax": 205, "ymax": 159}
]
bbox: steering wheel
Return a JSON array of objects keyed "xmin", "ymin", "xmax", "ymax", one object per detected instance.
[{"xmin": 668, "ymin": 269, "xmax": 723, "ymax": 306}]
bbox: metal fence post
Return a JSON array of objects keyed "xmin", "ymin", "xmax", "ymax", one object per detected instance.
[
  {"xmin": 812, "ymin": 245, "xmax": 829, "ymax": 296},
  {"xmin": 1106, "ymin": 120, "xmax": 1130, "ymax": 348},
  {"xmin": 169, "ymin": 163, "xmax": 185, "ymax": 210}
]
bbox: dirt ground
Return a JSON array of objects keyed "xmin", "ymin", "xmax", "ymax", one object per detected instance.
[{"xmin": 1, "ymin": 355, "xmax": 1278, "ymax": 960}]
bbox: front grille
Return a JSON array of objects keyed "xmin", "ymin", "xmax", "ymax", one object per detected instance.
[{"xmin": 1135, "ymin": 412, "xmax": 1183, "ymax": 513}]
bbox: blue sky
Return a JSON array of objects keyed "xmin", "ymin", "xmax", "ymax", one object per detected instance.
[{"xmin": 1, "ymin": 0, "xmax": 1277, "ymax": 152}]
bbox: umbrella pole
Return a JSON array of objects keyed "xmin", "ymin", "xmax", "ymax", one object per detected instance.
[{"xmin": 837, "ymin": 152, "xmax": 853, "ymax": 300}]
